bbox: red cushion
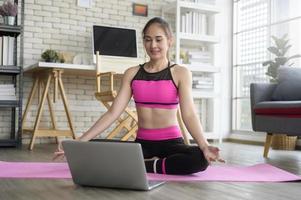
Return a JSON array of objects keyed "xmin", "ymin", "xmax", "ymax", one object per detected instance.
[{"xmin": 254, "ymin": 107, "xmax": 301, "ymax": 118}]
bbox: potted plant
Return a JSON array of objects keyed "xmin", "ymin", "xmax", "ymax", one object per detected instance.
[
  {"xmin": 41, "ymin": 49, "xmax": 59, "ymax": 62},
  {"xmin": 263, "ymin": 34, "xmax": 301, "ymax": 83},
  {"xmin": 0, "ymin": 0, "xmax": 18, "ymax": 26}
]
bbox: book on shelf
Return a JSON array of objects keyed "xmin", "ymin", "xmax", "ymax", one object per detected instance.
[
  {"xmin": 193, "ymin": 80, "xmax": 213, "ymax": 84},
  {"xmin": 201, "ymin": 13, "xmax": 207, "ymax": 35},
  {"xmin": 193, "ymin": 81, "xmax": 213, "ymax": 85},
  {"xmin": 193, "ymin": 84, "xmax": 213, "ymax": 89},
  {"xmin": 187, "ymin": 62, "xmax": 213, "ymax": 68},
  {"xmin": 0, "ymin": 84, "xmax": 15, "ymax": 92},
  {"xmin": 192, "ymin": 76, "xmax": 213, "ymax": 83},
  {"xmin": 0, "ymin": 91, "xmax": 16, "ymax": 96},
  {"xmin": 0, "ymin": 84, "xmax": 15, "ymax": 88},
  {"xmin": 0, "ymin": 36, "xmax": 15, "ymax": 66},
  {"xmin": 179, "ymin": 49, "xmax": 213, "ymax": 71},
  {"xmin": 192, "ymin": 84, "xmax": 213, "ymax": 89},
  {"xmin": 192, "ymin": 89, "xmax": 216, "ymax": 99},
  {"xmin": 0, "ymin": 95, "xmax": 17, "ymax": 100},
  {"xmin": 8, "ymin": 37, "xmax": 14, "ymax": 65},
  {"xmin": 190, "ymin": 58, "xmax": 211, "ymax": 64},
  {"xmin": 181, "ymin": 11, "xmax": 207, "ymax": 35},
  {"xmin": 189, "ymin": 52, "xmax": 211, "ymax": 61},
  {"xmin": 187, "ymin": 65, "xmax": 212, "ymax": 72},
  {"xmin": 187, "ymin": 50, "xmax": 212, "ymax": 65},
  {"xmin": 192, "ymin": 76, "xmax": 214, "ymax": 89},
  {"xmin": 0, "ymin": 37, "xmax": 2, "ymax": 65},
  {"xmin": 0, "ymin": 84, "xmax": 16, "ymax": 100},
  {"xmin": 188, "ymin": 50, "xmax": 211, "ymax": 58},
  {"xmin": 2, "ymin": 36, "xmax": 8, "ymax": 65}
]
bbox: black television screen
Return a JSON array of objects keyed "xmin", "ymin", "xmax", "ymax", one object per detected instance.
[{"xmin": 93, "ymin": 25, "xmax": 137, "ymax": 58}]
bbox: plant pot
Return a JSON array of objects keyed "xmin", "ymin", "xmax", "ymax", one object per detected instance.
[
  {"xmin": 44, "ymin": 59, "xmax": 56, "ymax": 63},
  {"xmin": 3, "ymin": 16, "xmax": 15, "ymax": 26},
  {"xmin": 271, "ymin": 134, "xmax": 297, "ymax": 150}
]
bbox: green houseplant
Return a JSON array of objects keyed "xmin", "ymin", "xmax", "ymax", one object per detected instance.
[
  {"xmin": 41, "ymin": 49, "xmax": 59, "ymax": 62},
  {"xmin": 263, "ymin": 34, "xmax": 301, "ymax": 83},
  {"xmin": 0, "ymin": 0, "xmax": 18, "ymax": 25}
]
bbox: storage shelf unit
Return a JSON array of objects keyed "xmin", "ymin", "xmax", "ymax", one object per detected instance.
[
  {"xmin": 162, "ymin": 0, "xmax": 221, "ymax": 140},
  {"xmin": 0, "ymin": 0, "xmax": 24, "ymax": 147}
]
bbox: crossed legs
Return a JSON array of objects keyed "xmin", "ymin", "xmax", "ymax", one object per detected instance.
[{"xmin": 136, "ymin": 138, "xmax": 209, "ymax": 175}]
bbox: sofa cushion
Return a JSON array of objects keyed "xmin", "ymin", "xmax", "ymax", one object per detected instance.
[
  {"xmin": 254, "ymin": 101, "xmax": 301, "ymax": 117},
  {"xmin": 272, "ymin": 66, "xmax": 301, "ymax": 101}
]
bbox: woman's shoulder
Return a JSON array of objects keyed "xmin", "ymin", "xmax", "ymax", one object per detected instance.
[
  {"xmin": 125, "ymin": 65, "xmax": 140, "ymax": 72},
  {"xmin": 123, "ymin": 65, "xmax": 142, "ymax": 80},
  {"xmin": 171, "ymin": 64, "xmax": 192, "ymax": 77}
]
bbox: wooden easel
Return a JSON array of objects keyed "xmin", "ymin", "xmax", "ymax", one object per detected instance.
[
  {"xmin": 94, "ymin": 51, "xmax": 138, "ymax": 140},
  {"xmin": 22, "ymin": 69, "xmax": 76, "ymax": 150}
]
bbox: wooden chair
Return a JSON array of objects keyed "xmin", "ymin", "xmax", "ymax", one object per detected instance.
[
  {"xmin": 94, "ymin": 51, "xmax": 138, "ymax": 141},
  {"xmin": 94, "ymin": 51, "xmax": 190, "ymax": 144}
]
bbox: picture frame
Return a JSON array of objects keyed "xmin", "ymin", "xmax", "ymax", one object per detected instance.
[{"xmin": 132, "ymin": 3, "xmax": 148, "ymax": 17}]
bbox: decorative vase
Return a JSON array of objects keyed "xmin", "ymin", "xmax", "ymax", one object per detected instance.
[{"xmin": 3, "ymin": 16, "xmax": 15, "ymax": 25}]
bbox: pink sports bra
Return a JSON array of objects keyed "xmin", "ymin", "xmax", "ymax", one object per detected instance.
[{"xmin": 131, "ymin": 62, "xmax": 179, "ymax": 109}]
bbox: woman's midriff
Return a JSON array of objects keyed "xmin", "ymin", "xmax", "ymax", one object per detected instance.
[{"xmin": 136, "ymin": 106, "xmax": 178, "ymax": 129}]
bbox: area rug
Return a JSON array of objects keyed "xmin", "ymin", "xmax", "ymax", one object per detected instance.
[{"xmin": 0, "ymin": 161, "xmax": 300, "ymax": 182}]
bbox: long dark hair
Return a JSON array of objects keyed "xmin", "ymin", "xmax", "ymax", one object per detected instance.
[{"xmin": 142, "ymin": 17, "xmax": 172, "ymax": 39}]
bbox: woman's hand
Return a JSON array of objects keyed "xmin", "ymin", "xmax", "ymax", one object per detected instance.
[
  {"xmin": 53, "ymin": 137, "xmax": 83, "ymax": 161},
  {"xmin": 202, "ymin": 145, "xmax": 225, "ymax": 164},
  {"xmin": 52, "ymin": 140, "xmax": 65, "ymax": 161}
]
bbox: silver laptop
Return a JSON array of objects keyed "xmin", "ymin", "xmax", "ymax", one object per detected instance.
[{"xmin": 62, "ymin": 140, "xmax": 165, "ymax": 191}]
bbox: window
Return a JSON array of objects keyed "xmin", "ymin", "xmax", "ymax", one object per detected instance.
[{"xmin": 232, "ymin": 0, "xmax": 301, "ymax": 131}]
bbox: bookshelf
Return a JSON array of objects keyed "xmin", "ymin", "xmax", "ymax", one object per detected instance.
[
  {"xmin": 162, "ymin": 0, "xmax": 221, "ymax": 140},
  {"xmin": 0, "ymin": 0, "xmax": 24, "ymax": 147}
]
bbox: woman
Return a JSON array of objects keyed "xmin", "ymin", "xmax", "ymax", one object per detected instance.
[{"xmin": 54, "ymin": 17, "xmax": 224, "ymax": 175}]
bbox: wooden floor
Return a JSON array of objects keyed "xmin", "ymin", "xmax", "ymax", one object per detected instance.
[{"xmin": 0, "ymin": 142, "xmax": 301, "ymax": 200}]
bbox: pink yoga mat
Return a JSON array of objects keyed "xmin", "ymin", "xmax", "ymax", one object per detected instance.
[{"xmin": 0, "ymin": 161, "xmax": 300, "ymax": 182}]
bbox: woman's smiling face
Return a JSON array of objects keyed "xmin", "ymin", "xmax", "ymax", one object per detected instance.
[{"xmin": 143, "ymin": 23, "xmax": 173, "ymax": 60}]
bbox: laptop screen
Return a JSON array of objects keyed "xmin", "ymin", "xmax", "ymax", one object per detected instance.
[{"xmin": 92, "ymin": 25, "xmax": 138, "ymax": 58}]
